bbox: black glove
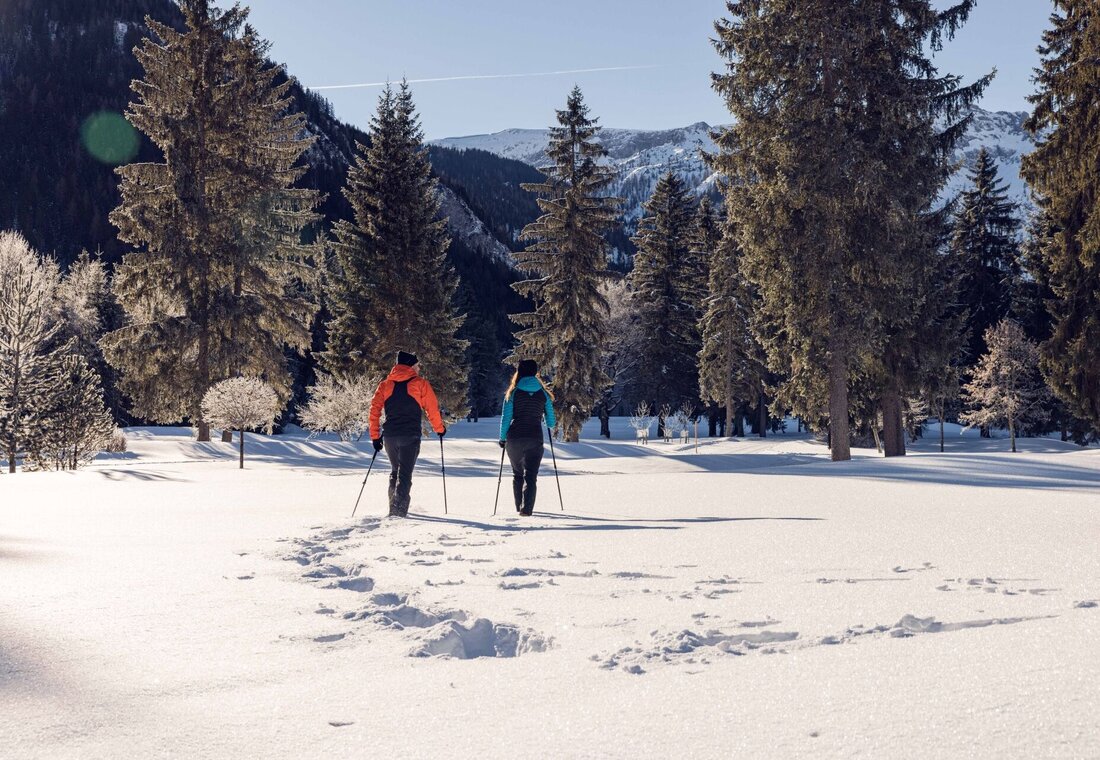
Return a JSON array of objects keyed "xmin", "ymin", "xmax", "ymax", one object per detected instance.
[
  {"xmin": 438, "ymin": 425, "xmax": 447, "ymax": 438},
  {"xmin": 372, "ymin": 438, "xmax": 384, "ymax": 452},
  {"xmin": 498, "ymin": 440, "xmax": 506, "ymax": 449}
]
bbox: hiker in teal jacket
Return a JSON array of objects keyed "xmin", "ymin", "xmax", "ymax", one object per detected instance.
[{"xmin": 499, "ymin": 359, "xmax": 556, "ymax": 515}]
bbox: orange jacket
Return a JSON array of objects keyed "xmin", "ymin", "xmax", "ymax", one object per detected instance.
[{"xmin": 369, "ymin": 364, "xmax": 446, "ymax": 439}]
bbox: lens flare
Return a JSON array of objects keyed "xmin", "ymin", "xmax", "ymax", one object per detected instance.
[{"xmin": 81, "ymin": 111, "xmax": 139, "ymax": 165}]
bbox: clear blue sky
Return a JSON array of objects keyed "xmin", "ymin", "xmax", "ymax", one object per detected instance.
[{"xmin": 240, "ymin": 0, "xmax": 1054, "ymax": 140}]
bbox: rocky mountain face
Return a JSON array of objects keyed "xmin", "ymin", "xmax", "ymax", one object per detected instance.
[{"xmin": 433, "ymin": 107, "xmax": 1039, "ymax": 257}]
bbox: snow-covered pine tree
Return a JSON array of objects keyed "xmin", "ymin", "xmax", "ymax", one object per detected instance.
[
  {"xmin": 951, "ymin": 148, "xmax": 1022, "ymax": 366},
  {"xmin": 27, "ymin": 354, "xmax": 115, "ymax": 471},
  {"xmin": 104, "ymin": 0, "xmax": 319, "ymax": 441},
  {"xmin": 1021, "ymin": 0, "xmax": 1100, "ymax": 429},
  {"xmin": 57, "ymin": 251, "xmax": 126, "ymax": 422},
  {"xmin": 711, "ymin": 0, "xmax": 986, "ymax": 461},
  {"xmin": 511, "ymin": 86, "xmax": 621, "ymax": 442},
  {"xmin": 0, "ymin": 232, "xmax": 61, "ymax": 473},
  {"xmin": 201, "ymin": 377, "xmax": 281, "ymax": 469},
  {"xmin": 298, "ymin": 371, "xmax": 378, "ymax": 442},
  {"xmin": 629, "ymin": 171, "xmax": 705, "ymax": 413},
  {"xmin": 961, "ymin": 320, "xmax": 1051, "ymax": 453},
  {"xmin": 323, "ymin": 82, "xmax": 469, "ymax": 419}
]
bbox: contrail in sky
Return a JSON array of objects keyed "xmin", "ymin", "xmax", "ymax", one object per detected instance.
[{"xmin": 308, "ymin": 64, "xmax": 661, "ymax": 91}]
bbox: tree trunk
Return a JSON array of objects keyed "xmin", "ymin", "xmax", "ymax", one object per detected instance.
[
  {"xmin": 707, "ymin": 407, "xmax": 717, "ymax": 437},
  {"xmin": 1009, "ymin": 416, "xmax": 1016, "ymax": 453},
  {"xmin": 827, "ymin": 340, "xmax": 851, "ymax": 462},
  {"xmin": 239, "ymin": 429, "xmax": 245, "ymax": 469},
  {"xmin": 939, "ymin": 400, "xmax": 945, "ymax": 453},
  {"xmin": 871, "ymin": 423, "xmax": 882, "ymax": 454},
  {"xmin": 598, "ymin": 405, "xmax": 610, "ymax": 439},
  {"xmin": 756, "ymin": 392, "xmax": 767, "ymax": 438},
  {"xmin": 7, "ymin": 443, "xmax": 14, "ymax": 474},
  {"xmin": 881, "ymin": 384, "xmax": 906, "ymax": 457},
  {"xmin": 734, "ymin": 405, "xmax": 745, "ymax": 437}
]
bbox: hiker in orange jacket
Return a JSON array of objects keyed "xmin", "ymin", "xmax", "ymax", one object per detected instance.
[{"xmin": 369, "ymin": 351, "xmax": 447, "ymax": 517}]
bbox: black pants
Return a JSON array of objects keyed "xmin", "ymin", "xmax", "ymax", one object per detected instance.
[
  {"xmin": 384, "ymin": 435, "xmax": 421, "ymax": 515},
  {"xmin": 506, "ymin": 437, "xmax": 543, "ymax": 513}
]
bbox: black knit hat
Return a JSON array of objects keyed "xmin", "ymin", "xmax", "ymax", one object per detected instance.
[
  {"xmin": 397, "ymin": 350, "xmax": 418, "ymax": 367},
  {"xmin": 517, "ymin": 359, "xmax": 538, "ymax": 378}
]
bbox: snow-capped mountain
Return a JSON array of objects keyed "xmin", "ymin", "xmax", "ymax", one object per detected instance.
[{"xmin": 432, "ymin": 106, "xmax": 1037, "ymax": 231}]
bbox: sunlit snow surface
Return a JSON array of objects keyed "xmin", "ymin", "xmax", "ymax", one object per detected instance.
[{"xmin": 2, "ymin": 419, "xmax": 1097, "ymax": 757}]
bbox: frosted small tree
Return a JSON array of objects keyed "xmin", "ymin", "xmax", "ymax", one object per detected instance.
[
  {"xmin": 0, "ymin": 231, "xmax": 61, "ymax": 473},
  {"xmin": 961, "ymin": 321, "xmax": 1052, "ymax": 452},
  {"xmin": 201, "ymin": 377, "xmax": 281, "ymax": 468},
  {"xmin": 629, "ymin": 401, "xmax": 652, "ymax": 444},
  {"xmin": 657, "ymin": 403, "xmax": 673, "ymax": 443},
  {"xmin": 298, "ymin": 372, "xmax": 378, "ymax": 442},
  {"xmin": 668, "ymin": 402, "xmax": 694, "ymax": 441},
  {"xmin": 27, "ymin": 355, "xmax": 115, "ymax": 471}
]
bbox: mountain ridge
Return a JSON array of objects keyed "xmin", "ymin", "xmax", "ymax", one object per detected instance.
[{"xmin": 432, "ymin": 107, "xmax": 1038, "ymax": 253}]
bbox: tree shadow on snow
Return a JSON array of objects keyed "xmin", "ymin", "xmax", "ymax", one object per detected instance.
[
  {"xmin": 406, "ymin": 512, "xmax": 824, "ymax": 532},
  {"xmin": 406, "ymin": 513, "xmax": 684, "ymax": 533},
  {"xmin": 534, "ymin": 513, "xmax": 824, "ymax": 525},
  {"xmin": 97, "ymin": 469, "xmax": 187, "ymax": 482},
  {"xmin": 790, "ymin": 452, "xmax": 1100, "ymax": 492}
]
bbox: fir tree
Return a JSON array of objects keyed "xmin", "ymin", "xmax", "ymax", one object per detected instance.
[
  {"xmin": 0, "ymin": 232, "xmax": 61, "ymax": 474},
  {"xmin": 57, "ymin": 251, "xmax": 127, "ymax": 422},
  {"xmin": 26, "ymin": 354, "xmax": 116, "ymax": 472},
  {"xmin": 1021, "ymin": 0, "xmax": 1100, "ymax": 428},
  {"xmin": 961, "ymin": 320, "xmax": 1051, "ymax": 453},
  {"xmin": 628, "ymin": 171, "xmax": 705, "ymax": 412},
  {"xmin": 711, "ymin": 1, "xmax": 986, "ymax": 461},
  {"xmin": 511, "ymin": 86, "xmax": 621, "ymax": 442},
  {"xmin": 103, "ymin": 0, "xmax": 319, "ymax": 441},
  {"xmin": 951, "ymin": 148, "xmax": 1022, "ymax": 366},
  {"xmin": 696, "ymin": 197, "xmax": 763, "ymax": 436},
  {"xmin": 324, "ymin": 82, "xmax": 469, "ymax": 418}
]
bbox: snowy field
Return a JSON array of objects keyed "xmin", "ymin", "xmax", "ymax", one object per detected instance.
[{"xmin": 2, "ymin": 419, "xmax": 1098, "ymax": 758}]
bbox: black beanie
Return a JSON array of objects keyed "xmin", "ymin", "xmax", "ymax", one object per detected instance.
[
  {"xmin": 397, "ymin": 351, "xmax": 418, "ymax": 367},
  {"xmin": 517, "ymin": 359, "xmax": 538, "ymax": 378}
]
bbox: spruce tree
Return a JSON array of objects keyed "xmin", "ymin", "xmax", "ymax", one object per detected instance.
[
  {"xmin": 628, "ymin": 171, "xmax": 704, "ymax": 412},
  {"xmin": 27, "ymin": 354, "xmax": 115, "ymax": 472},
  {"xmin": 951, "ymin": 148, "xmax": 1021, "ymax": 366},
  {"xmin": 323, "ymin": 82, "xmax": 469, "ymax": 418},
  {"xmin": 103, "ymin": 0, "xmax": 319, "ymax": 440},
  {"xmin": 1021, "ymin": 0, "xmax": 1100, "ymax": 428},
  {"xmin": 711, "ymin": 1, "xmax": 986, "ymax": 461},
  {"xmin": 511, "ymin": 86, "xmax": 620, "ymax": 442},
  {"xmin": 961, "ymin": 320, "xmax": 1051, "ymax": 453},
  {"xmin": 216, "ymin": 25, "xmax": 323, "ymax": 403},
  {"xmin": 697, "ymin": 199, "xmax": 765, "ymax": 436},
  {"xmin": 57, "ymin": 251, "xmax": 126, "ymax": 422}
]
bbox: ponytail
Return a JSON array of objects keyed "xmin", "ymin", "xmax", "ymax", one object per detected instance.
[{"xmin": 503, "ymin": 373, "xmax": 555, "ymax": 401}]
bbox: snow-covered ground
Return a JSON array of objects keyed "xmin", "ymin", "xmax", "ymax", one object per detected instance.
[{"xmin": 2, "ymin": 420, "xmax": 1098, "ymax": 758}]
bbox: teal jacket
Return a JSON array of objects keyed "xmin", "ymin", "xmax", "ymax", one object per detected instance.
[{"xmin": 500, "ymin": 376, "xmax": 556, "ymax": 441}]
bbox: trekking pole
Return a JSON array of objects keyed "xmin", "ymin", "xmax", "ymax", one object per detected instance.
[
  {"xmin": 351, "ymin": 449, "xmax": 379, "ymax": 519},
  {"xmin": 492, "ymin": 444, "xmax": 506, "ymax": 516},
  {"xmin": 439, "ymin": 434, "xmax": 448, "ymax": 514},
  {"xmin": 546, "ymin": 426, "xmax": 564, "ymax": 511}
]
